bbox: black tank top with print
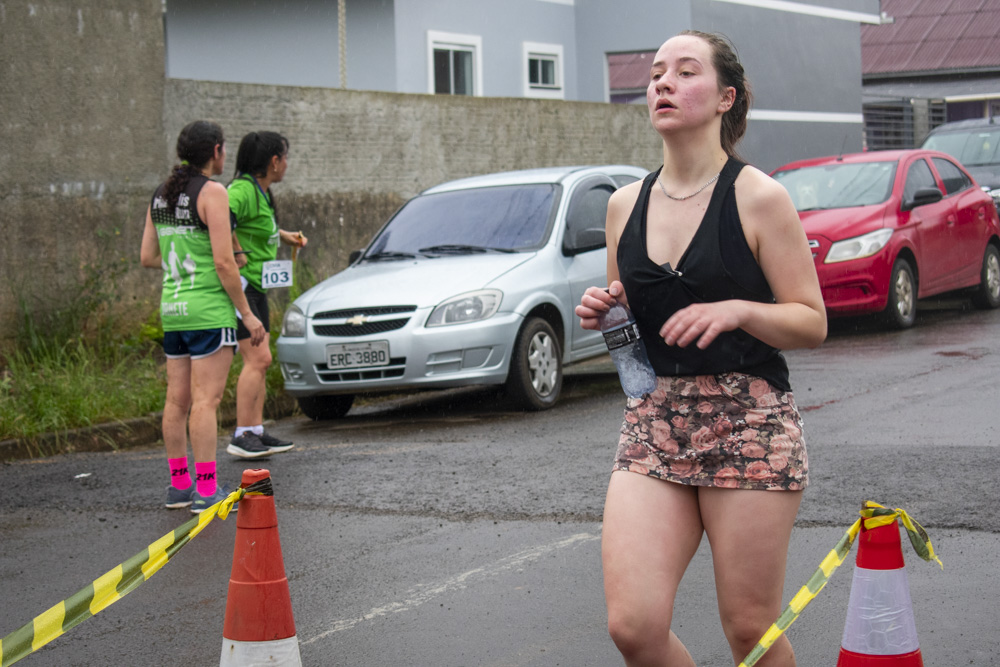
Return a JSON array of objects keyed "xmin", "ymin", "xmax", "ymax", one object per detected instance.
[{"xmin": 616, "ymin": 158, "xmax": 791, "ymax": 391}]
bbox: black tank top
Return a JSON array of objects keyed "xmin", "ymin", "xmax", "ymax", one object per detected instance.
[
  {"xmin": 617, "ymin": 158, "xmax": 791, "ymax": 391},
  {"xmin": 150, "ymin": 173, "xmax": 210, "ymax": 231}
]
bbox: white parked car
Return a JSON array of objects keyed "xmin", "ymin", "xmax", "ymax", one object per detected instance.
[{"xmin": 276, "ymin": 164, "xmax": 646, "ymax": 419}]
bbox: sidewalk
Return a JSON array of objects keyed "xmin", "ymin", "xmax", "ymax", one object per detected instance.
[{"xmin": 0, "ymin": 395, "xmax": 297, "ymax": 461}]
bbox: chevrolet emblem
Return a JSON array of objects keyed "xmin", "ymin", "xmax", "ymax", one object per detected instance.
[{"xmin": 346, "ymin": 314, "xmax": 369, "ymax": 326}]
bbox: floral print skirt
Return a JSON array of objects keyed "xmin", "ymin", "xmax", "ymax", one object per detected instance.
[{"xmin": 614, "ymin": 373, "xmax": 808, "ymax": 491}]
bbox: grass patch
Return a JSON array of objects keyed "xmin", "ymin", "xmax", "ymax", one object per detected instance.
[
  {"xmin": 1, "ymin": 316, "xmax": 288, "ymax": 445},
  {"xmin": 0, "ymin": 338, "xmax": 164, "ymax": 441}
]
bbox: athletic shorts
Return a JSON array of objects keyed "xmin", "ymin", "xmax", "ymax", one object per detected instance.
[
  {"xmin": 236, "ymin": 284, "xmax": 270, "ymax": 341},
  {"xmin": 162, "ymin": 328, "xmax": 237, "ymax": 360}
]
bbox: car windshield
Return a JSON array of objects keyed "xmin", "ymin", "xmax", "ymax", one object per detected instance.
[
  {"xmin": 364, "ymin": 184, "xmax": 557, "ymax": 258},
  {"xmin": 773, "ymin": 161, "xmax": 897, "ymax": 211},
  {"xmin": 922, "ymin": 128, "xmax": 1000, "ymax": 167}
]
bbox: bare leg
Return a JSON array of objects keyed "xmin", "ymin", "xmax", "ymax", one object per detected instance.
[
  {"xmin": 162, "ymin": 357, "xmax": 192, "ymax": 459},
  {"xmin": 700, "ymin": 488, "xmax": 802, "ymax": 666},
  {"xmin": 188, "ymin": 347, "xmax": 235, "ymax": 463},
  {"xmin": 602, "ymin": 471, "xmax": 703, "ymax": 667},
  {"xmin": 235, "ymin": 335, "xmax": 271, "ymax": 428}
]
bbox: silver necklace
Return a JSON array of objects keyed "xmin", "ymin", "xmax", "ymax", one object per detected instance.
[{"xmin": 657, "ymin": 171, "xmax": 721, "ymax": 201}]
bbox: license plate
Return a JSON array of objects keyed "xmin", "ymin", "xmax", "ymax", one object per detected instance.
[{"xmin": 326, "ymin": 341, "xmax": 390, "ymax": 369}]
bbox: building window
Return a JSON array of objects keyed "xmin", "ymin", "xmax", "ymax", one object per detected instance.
[
  {"xmin": 523, "ymin": 42, "xmax": 564, "ymax": 99},
  {"xmin": 607, "ymin": 51, "xmax": 655, "ymax": 104},
  {"xmin": 428, "ymin": 31, "xmax": 482, "ymax": 96}
]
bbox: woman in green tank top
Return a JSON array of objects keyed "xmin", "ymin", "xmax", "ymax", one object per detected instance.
[
  {"xmin": 226, "ymin": 131, "xmax": 308, "ymax": 458},
  {"xmin": 140, "ymin": 121, "xmax": 266, "ymax": 513}
]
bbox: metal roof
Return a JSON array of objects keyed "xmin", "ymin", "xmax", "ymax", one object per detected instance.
[{"xmin": 862, "ymin": 0, "xmax": 1000, "ymax": 76}]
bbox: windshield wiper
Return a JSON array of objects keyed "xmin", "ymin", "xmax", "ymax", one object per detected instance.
[
  {"xmin": 364, "ymin": 251, "xmax": 419, "ymax": 261},
  {"xmin": 418, "ymin": 244, "xmax": 516, "ymax": 254}
]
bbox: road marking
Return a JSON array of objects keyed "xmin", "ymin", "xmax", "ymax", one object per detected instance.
[{"xmin": 301, "ymin": 531, "xmax": 600, "ymax": 644}]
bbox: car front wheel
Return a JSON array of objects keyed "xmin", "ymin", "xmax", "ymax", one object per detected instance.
[
  {"xmin": 297, "ymin": 394, "xmax": 355, "ymax": 420},
  {"xmin": 883, "ymin": 258, "xmax": 917, "ymax": 329},
  {"xmin": 972, "ymin": 244, "xmax": 1000, "ymax": 309},
  {"xmin": 504, "ymin": 317, "xmax": 562, "ymax": 411}
]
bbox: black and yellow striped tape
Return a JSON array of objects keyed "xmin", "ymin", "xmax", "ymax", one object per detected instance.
[
  {"xmin": 0, "ymin": 477, "xmax": 272, "ymax": 667},
  {"xmin": 738, "ymin": 500, "xmax": 941, "ymax": 667}
]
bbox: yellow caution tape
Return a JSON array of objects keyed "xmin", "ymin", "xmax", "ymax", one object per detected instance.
[
  {"xmin": 737, "ymin": 500, "xmax": 941, "ymax": 667},
  {"xmin": 0, "ymin": 478, "xmax": 271, "ymax": 667}
]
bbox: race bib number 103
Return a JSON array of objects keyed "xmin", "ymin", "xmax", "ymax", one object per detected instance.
[{"xmin": 261, "ymin": 260, "xmax": 293, "ymax": 289}]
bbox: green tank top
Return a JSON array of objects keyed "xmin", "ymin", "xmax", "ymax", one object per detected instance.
[
  {"xmin": 229, "ymin": 174, "xmax": 280, "ymax": 292},
  {"xmin": 150, "ymin": 175, "xmax": 237, "ymax": 331}
]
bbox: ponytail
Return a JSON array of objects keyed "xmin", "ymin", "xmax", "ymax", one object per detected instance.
[{"xmin": 163, "ymin": 120, "xmax": 224, "ymax": 207}]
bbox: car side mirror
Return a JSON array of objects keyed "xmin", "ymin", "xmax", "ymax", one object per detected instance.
[
  {"xmin": 348, "ymin": 249, "xmax": 363, "ymax": 264},
  {"xmin": 563, "ymin": 228, "xmax": 606, "ymax": 256},
  {"xmin": 903, "ymin": 187, "xmax": 943, "ymax": 211}
]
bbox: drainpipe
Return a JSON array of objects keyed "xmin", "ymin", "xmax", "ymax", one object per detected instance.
[{"xmin": 339, "ymin": 0, "xmax": 347, "ymax": 89}]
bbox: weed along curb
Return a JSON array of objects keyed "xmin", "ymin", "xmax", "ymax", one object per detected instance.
[{"xmin": 0, "ymin": 395, "xmax": 297, "ymax": 462}]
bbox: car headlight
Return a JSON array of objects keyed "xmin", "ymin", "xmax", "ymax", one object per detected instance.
[
  {"xmin": 426, "ymin": 289, "xmax": 502, "ymax": 327},
  {"xmin": 282, "ymin": 304, "xmax": 306, "ymax": 337},
  {"xmin": 825, "ymin": 229, "xmax": 893, "ymax": 264}
]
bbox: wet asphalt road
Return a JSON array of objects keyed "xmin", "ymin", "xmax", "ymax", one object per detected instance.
[{"xmin": 1, "ymin": 299, "xmax": 999, "ymax": 666}]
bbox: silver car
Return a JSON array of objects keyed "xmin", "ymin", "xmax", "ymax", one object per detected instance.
[{"xmin": 276, "ymin": 164, "xmax": 646, "ymax": 419}]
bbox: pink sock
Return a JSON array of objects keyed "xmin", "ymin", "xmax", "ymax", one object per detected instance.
[
  {"xmin": 195, "ymin": 461, "xmax": 217, "ymax": 497},
  {"xmin": 169, "ymin": 457, "xmax": 192, "ymax": 490}
]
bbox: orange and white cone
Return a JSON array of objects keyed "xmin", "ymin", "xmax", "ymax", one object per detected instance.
[
  {"xmin": 836, "ymin": 515, "xmax": 924, "ymax": 666},
  {"xmin": 220, "ymin": 469, "xmax": 302, "ymax": 666}
]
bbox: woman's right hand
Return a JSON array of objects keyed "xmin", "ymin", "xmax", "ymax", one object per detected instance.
[
  {"xmin": 574, "ymin": 280, "xmax": 624, "ymax": 330},
  {"xmin": 242, "ymin": 313, "xmax": 267, "ymax": 347}
]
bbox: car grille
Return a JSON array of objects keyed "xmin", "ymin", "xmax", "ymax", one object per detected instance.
[
  {"xmin": 313, "ymin": 320, "xmax": 409, "ymax": 336},
  {"xmin": 314, "ymin": 358, "xmax": 406, "ymax": 383},
  {"xmin": 311, "ymin": 305, "xmax": 418, "ymax": 337},
  {"xmin": 313, "ymin": 306, "xmax": 417, "ymax": 318}
]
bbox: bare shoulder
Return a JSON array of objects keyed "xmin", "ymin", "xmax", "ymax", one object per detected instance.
[
  {"xmin": 610, "ymin": 178, "xmax": 643, "ymax": 209},
  {"xmin": 733, "ymin": 165, "xmax": 793, "ymax": 211},
  {"xmin": 734, "ymin": 164, "xmax": 800, "ymax": 232},
  {"xmin": 199, "ymin": 179, "xmax": 228, "ymax": 199}
]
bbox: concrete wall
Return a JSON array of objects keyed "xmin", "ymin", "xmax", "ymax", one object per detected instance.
[{"xmin": 0, "ymin": 0, "xmax": 166, "ymax": 345}]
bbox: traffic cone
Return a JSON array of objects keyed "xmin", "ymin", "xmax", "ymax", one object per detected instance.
[
  {"xmin": 836, "ymin": 515, "xmax": 923, "ymax": 666},
  {"xmin": 220, "ymin": 468, "xmax": 302, "ymax": 666}
]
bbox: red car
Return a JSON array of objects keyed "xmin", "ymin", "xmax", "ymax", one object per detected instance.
[{"xmin": 771, "ymin": 149, "xmax": 1000, "ymax": 328}]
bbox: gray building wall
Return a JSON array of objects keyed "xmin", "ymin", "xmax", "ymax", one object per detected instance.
[
  {"xmin": 374, "ymin": 0, "xmax": 580, "ymax": 97},
  {"xmin": 691, "ymin": 0, "xmax": 878, "ymax": 171},
  {"xmin": 165, "ymin": 0, "xmax": 397, "ymax": 92},
  {"xmin": 574, "ymin": 0, "xmax": 694, "ymax": 103}
]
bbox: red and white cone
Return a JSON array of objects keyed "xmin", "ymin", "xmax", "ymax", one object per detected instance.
[
  {"xmin": 220, "ymin": 469, "xmax": 302, "ymax": 666},
  {"xmin": 836, "ymin": 516, "xmax": 924, "ymax": 666}
]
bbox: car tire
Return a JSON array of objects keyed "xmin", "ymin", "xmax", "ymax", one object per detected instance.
[
  {"xmin": 972, "ymin": 244, "xmax": 1000, "ymax": 309},
  {"xmin": 504, "ymin": 317, "xmax": 562, "ymax": 411},
  {"xmin": 882, "ymin": 258, "xmax": 917, "ymax": 329},
  {"xmin": 297, "ymin": 394, "xmax": 355, "ymax": 420}
]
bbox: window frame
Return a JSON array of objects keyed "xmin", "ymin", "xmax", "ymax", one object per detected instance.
[
  {"xmin": 427, "ymin": 30, "xmax": 483, "ymax": 96},
  {"xmin": 523, "ymin": 41, "xmax": 564, "ymax": 100}
]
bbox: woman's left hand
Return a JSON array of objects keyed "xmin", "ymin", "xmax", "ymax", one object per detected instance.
[
  {"xmin": 659, "ymin": 300, "xmax": 746, "ymax": 349},
  {"xmin": 280, "ymin": 229, "xmax": 308, "ymax": 248}
]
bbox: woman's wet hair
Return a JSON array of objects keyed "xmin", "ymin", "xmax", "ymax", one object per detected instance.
[
  {"xmin": 163, "ymin": 120, "xmax": 224, "ymax": 208},
  {"xmin": 232, "ymin": 131, "xmax": 290, "ymax": 220},
  {"xmin": 680, "ymin": 30, "xmax": 752, "ymax": 160},
  {"xmin": 234, "ymin": 131, "xmax": 289, "ymax": 179}
]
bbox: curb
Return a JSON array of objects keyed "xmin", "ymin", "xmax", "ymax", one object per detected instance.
[{"xmin": 0, "ymin": 394, "xmax": 298, "ymax": 462}]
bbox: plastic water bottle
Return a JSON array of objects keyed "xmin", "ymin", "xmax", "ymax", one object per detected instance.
[{"xmin": 599, "ymin": 299, "xmax": 657, "ymax": 398}]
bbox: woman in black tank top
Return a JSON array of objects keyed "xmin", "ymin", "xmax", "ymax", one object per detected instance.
[{"xmin": 574, "ymin": 31, "xmax": 826, "ymax": 666}]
